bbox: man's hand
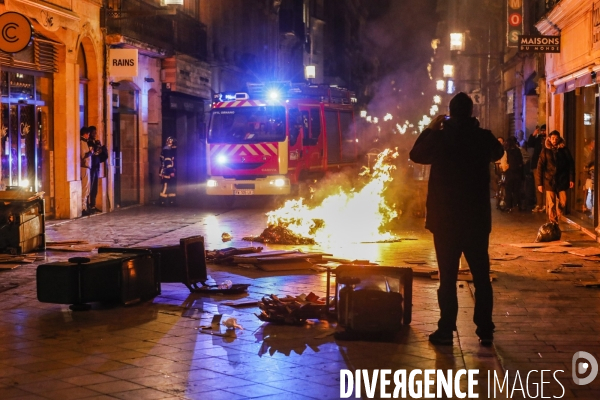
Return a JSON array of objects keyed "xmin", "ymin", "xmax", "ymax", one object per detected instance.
[
  {"xmin": 537, "ymin": 185, "xmax": 543, "ymax": 193},
  {"xmin": 427, "ymin": 115, "xmax": 447, "ymax": 131},
  {"xmin": 569, "ymin": 181, "xmax": 574, "ymax": 189},
  {"xmin": 532, "ymin": 128, "xmax": 539, "ymax": 137}
]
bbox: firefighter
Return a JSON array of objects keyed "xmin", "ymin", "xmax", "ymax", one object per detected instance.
[{"xmin": 159, "ymin": 137, "xmax": 177, "ymax": 206}]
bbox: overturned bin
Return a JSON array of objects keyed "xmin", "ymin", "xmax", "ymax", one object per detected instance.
[{"xmin": 0, "ymin": 191, "xmax": 45, "ymax": 254}]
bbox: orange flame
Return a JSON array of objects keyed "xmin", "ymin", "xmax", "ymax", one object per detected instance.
[{"xmin": 266, "ymin": 149, "xmax": 399, "ymax": 244}]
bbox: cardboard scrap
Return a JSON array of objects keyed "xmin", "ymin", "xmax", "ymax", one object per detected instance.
[
  {"xmin": 509, "ymin": 241, "xmax": 572, "ymax": 248},
  {"xmin": 222, "ymin": 299, "xmax": 260, "ymax": 307},
  {"xmin": 524, "ymin": 257, "xmax": 550, "ymax": 262},
  {"xmin": 532, "ymin": 246, "xmax": 571, "ymax": 253},
  {"xmin": 567, "ymin": 247, "xmax": 600, "ymax": 257}
]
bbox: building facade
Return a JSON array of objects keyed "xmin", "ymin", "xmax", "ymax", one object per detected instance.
[
  {"xmin": 0, "ymin": 0, "xmax": 105, "ymax": 219},
  {"xmin": 537, "ymin": 0, "xmax": 600, "ymax": 235}
]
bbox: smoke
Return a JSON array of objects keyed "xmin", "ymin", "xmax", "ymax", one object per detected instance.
[{"xmin": 361, "ymin": 0, "xmax": 440, "ymax": 129}]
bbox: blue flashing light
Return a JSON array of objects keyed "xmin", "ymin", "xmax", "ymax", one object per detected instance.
[
  {"xmin": 267, "ymin": 89, "xmax": 281, "ymax": 101},
  {"xmin": 217, "ymin": 155, "xmax": 227, "ymax": 164}
]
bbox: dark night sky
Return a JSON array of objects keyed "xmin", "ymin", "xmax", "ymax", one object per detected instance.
[{"xmin": 363, "ymin": 0, "xmax": 440, "ymax": 126}]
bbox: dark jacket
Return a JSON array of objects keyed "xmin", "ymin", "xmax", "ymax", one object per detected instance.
[
  {"xmin": 506, "ymin": 147, "xmax": 523, "ymax": 177},
  {"xmin": 409, "ymin": 117, "xmax": 504, "ymax": 235},
  {"xmin": 535, "ymin": 136, "xmax": 574, "ymax": 192},
  {"xmin": 527, "ymin": 133, "xmax": 546, "ymax": 172}
]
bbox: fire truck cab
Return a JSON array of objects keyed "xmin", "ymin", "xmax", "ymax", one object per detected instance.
[{"xmin": 206, "ymin": 82, "xmax": 358, "ymax": 197}]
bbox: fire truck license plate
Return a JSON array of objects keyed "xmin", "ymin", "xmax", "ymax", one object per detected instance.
[{"xmin": 234, "ymin": 189, "xmax": 254, "ymax": 195}]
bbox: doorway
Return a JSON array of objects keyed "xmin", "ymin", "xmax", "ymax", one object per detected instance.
[{"xmin": 112, "ymin": 82, "xmax": 140, "ymax": 207}]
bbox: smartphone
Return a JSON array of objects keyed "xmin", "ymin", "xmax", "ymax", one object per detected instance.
[{"xmin": 444, "ymin": 115, "xmax": 450, "ymax": 120}]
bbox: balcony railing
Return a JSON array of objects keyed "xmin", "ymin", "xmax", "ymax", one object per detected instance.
[{"xmin": 104, "ymin": 0, "xmax": 207, "ymax": 60}]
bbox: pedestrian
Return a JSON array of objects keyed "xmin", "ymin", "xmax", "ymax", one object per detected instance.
[
  {"xmin": 87, "ymin": 126, "xmax": 104, "ymax": 214},
  {"xmin": 528, "ymin": 124, "xmax": 547, "ymax": 212},
  {"xmin": 535, "ymin": 130, "xmax": 574, "ymax": 225},
  {"xmin": 409, "ymin": 92, "xmax": 504, "ymax": 346},
  {"xmin": 80, "ymin": 127, "xmax": 92, "ymax": 216},
  {"xmin": 159, "ymin": 136, "xmax": 177, "ymax": 206},
  {"xmin": 504, "ymin": 136, "xmax": 523, "ymax": 212}
]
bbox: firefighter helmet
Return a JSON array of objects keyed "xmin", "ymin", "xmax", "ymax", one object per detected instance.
[{"xmin": 166, "ymin": 137, "xmax": 177, "ymax": 147}]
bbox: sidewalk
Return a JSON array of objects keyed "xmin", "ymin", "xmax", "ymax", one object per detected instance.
[{"xmin": 0, "ymin": 203, "xmax": 596, "ymax": 399}]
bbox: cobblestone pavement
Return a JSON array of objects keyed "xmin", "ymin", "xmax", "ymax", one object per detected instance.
[{"xmin": 0, "ymin": 200, "xmax": 597, "ymax": 399}]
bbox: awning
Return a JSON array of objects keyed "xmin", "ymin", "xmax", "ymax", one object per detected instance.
[{"xmin": 555, "ymin": 73, "xmax": 594, "ymax": 94}]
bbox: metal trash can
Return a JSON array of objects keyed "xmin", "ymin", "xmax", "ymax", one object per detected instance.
[{"xmin": 0, "ymin": 191, "xmax": 45, "ymax": 254}]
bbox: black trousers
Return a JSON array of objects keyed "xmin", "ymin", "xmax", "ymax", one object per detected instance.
[
  {"xmin": 432, "ymin": 231, "xmax": 495, "ymax": 335},
  {"xmin": 504, "ymin": 173, "xmax": 522, "ymax": 209},
  {"xmin": 89, "ymin": 166, "xmax": 100, "ymax": 208}
]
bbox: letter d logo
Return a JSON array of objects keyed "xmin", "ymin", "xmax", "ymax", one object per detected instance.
[{"xmin": 572, "ymin": 351, "xmax": 598, "ymax": 385}]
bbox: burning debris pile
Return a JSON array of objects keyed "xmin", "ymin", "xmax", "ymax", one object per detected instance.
[
  {"xmin": 242, "ymin": 224, "xmax": 317, "ymax": 245},
  {"xmin": 248, "ymin": 149, "xmax": 400, "ymax": 245}
]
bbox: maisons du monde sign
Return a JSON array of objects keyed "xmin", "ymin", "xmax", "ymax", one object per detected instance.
[{"xmin": 518, "ymin": 35, "xmax": 561, "ymax": 53}]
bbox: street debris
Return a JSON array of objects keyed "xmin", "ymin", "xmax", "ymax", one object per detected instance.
[
  {"xmin": 222, "ymin": 298, "xmax": 260, "ymax": 307},
  {"xmin": 535, "ymin": 222, "xmax": 561, "ymax": 242},
  {"xmin": 48, "ymin": 241, "xmax": 111, "ymax": 252},
  {"xmin": 490, "ymin": 255, "xmax": 520, "ymax": 261},
  {"xmin": 243, "ymin": 224, "xmax": 316, "ymax": 245},
  {"xmin": 223, "ymin": 317, "xmax": 243, "ymax": 330},
  {"xmin": 561, "ymin": 263, "xmax": 583, "ymax": 268},
  {"xmin": 574, "ymin": 281, "xmax": 600, "ymax": 288},
  {"xmin": 205, "ymin": 246, "xmax": 263, "ymax": 264},
  {"xmin": 567, "ymin": 247, "xmax": 600, "ymax": 257},
  {"xmin": 532, "ymin": 246, "xmax": 572, "ymax": 253},
  {"xmin": 509, "ymin": 241, "xmax": 572, "ymax": 248},
  {"xmin": 257, "ymin": 293, "xmax": 324, "ymax": 325}
]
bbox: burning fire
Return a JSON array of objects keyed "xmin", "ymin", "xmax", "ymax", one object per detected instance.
[{"xmin": 266, "ymin": 149, "xmax": 400, "ymax": 244}]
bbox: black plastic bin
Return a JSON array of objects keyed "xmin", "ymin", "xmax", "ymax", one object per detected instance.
[{"xmin": 0, "ymin": 191, "xmax": 45, "ymax": 254}]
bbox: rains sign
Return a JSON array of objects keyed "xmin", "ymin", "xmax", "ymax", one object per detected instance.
[{"xmin": 109, "ymin": 49, "xmax": 138, "ymax": 77}]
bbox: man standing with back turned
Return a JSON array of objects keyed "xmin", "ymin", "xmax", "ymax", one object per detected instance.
[{"xmin": 409, "ymin": 92, "xmax": 504, "ymax": 346}]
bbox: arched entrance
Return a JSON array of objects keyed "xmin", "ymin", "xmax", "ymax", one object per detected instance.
[{"xmin": 112, "ymin": 81, "xmax": 140, "ymax": 207}]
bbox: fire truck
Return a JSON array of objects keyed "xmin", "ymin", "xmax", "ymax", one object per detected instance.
[{"xmin": 205, "ymin": 82, "xmax": 359, "ymax": 197}]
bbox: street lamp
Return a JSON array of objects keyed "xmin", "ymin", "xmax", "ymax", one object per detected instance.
[{"xmin": 450, "ymin": 33, "xmax": 465, "ymax": 52}]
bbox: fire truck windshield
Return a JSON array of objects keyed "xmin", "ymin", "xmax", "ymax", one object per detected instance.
[{"xmin": 208, "ymin": 106, "xmax": 286, "ymax": 143}]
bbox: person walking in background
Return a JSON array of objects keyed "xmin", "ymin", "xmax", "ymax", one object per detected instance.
[
  {"xmin": 535, "ymin": 130, "xmax": 574, "ymax": 225},
  {"xmin": 409, "ymin": 92, "xmax": 504, "ymax": 346},
  {"xmin": 504, "ymin": 136, "xmax": 524, "ymax": 212},
  {"xmin": 159, "ymin": 136, "xmax": 177, "ymax": 206},
  {"xmin": 80, "ymin": 127, "xmax": 92, "ymax": 216},
  {"xmin": 528, "ymin": 124, "xmax": 547, "ymax": 212}
]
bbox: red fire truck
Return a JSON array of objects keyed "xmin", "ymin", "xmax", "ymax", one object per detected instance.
[{"xmin": 206, "ymin": 82, "xmax": 359, "ymax": 197}]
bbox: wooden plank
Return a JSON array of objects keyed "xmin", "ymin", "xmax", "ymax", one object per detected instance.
[
  {"xmin": 254, "ymin": 253, "xmax": 325, "ymax": 263},
  {"xmin": 232, "ymin": 250, "xmax": 299, "ymax": 263}
]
